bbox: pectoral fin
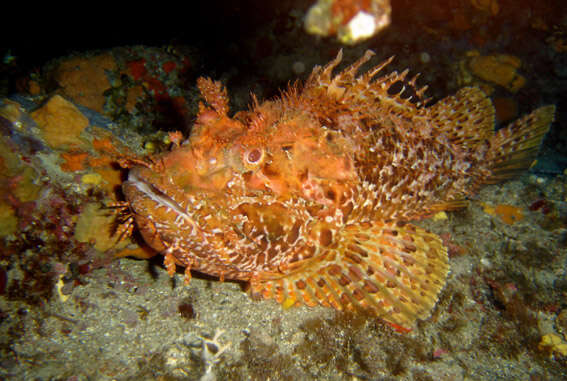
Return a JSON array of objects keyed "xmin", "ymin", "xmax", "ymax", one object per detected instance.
[{"xmin": 250, "ymin": 220, "xmax": 449, "ymax": 330}]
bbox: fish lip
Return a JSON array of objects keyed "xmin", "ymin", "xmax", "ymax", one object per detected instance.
[
  {"xmin": 126, "ymin": 168, "xmax": 141, "ymax": 184},
  {"xmin": 124, "ymin": 169, "xmax": 189, "ymax": 219}
]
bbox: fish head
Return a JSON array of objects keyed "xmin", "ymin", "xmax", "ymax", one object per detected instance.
[{"xmin": 121, "ymin": 107, "xmax": 248, "ymax": 253}]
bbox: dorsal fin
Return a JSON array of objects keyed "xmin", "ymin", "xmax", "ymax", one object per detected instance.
[
  {"xmin": 301, "ymin": 50, "xmax": 428, "ymax": 125},
  {"xmin": 428, "ymin": 87, "xmax": 495, "ymax": 149}
]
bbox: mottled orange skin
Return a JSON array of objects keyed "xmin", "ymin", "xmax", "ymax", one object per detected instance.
[
  {"xmin": 122, "ymin": 50, "xmax": 553, "ymax": 328},
  {"xmin": 123, "ymin": 95, "xmax": 363, "ymax": 281}
]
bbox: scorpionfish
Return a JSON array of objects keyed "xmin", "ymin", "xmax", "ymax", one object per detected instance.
[{"xmin": 122, "ymin": 50, "xmax": 554, "ymax": 330}]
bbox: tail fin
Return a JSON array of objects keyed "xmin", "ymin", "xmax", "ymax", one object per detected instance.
[
  {"xmin": 485, "ymin": 105, "xmax": 555, "ymax": 184},
  {"xmin": 250, "ymin": 221, "xmax": 449, "ymax": 331}
]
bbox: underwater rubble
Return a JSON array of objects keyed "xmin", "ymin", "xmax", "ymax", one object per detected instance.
[{"xmin": 1, "ymin": 1, "xmax": 567, "ymax": 380}]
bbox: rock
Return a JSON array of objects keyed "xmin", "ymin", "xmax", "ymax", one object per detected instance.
[
  {"xmin": 53, "ymin": 54, "xmax": 117, "ymax": 113},
  {"xmin": 0, "ymin": 201, "xmax": 18, "ymax": 237},
  {"xmin": 74, "ymin": 202, "xmax": 127, "ymax": 252},
  {"xmin": 493, "ymin": 97, "xmax": 519, "ymax": 124},
  {"xmin": 468, "ymin": 54, "xmax": 526, "ymax": 93},
  {"xmin": 31, "ymin": 95, "xmax": 89, "ymax": 149}
]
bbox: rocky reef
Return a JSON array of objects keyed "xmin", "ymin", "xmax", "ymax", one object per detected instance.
[{"xmin": 1, "ymin": 0, "xmax": 566, "ymax": 379}]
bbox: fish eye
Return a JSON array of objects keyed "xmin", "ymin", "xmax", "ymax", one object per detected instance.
[
  {"xmin": 243, "ymin": 147, "xmax": 265, "ymax": 168},
  {"xmin": 247, "ymin": 148, "xmax": 262, "ymax": 163}
]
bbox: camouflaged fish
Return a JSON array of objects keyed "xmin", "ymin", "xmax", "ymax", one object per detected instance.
[{"xmin": 121, "ymin": 50, "xmax": 554, "ymax": 330}]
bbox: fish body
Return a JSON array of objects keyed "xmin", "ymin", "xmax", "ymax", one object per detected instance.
[{"xmin": 122, "ymin": 50, "xmax": 554, "ymax": 329}]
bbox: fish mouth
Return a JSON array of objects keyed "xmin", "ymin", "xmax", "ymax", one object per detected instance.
[{"xmin": 123, "ymin": 168, "xmax": 192, "ymax": 223}]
